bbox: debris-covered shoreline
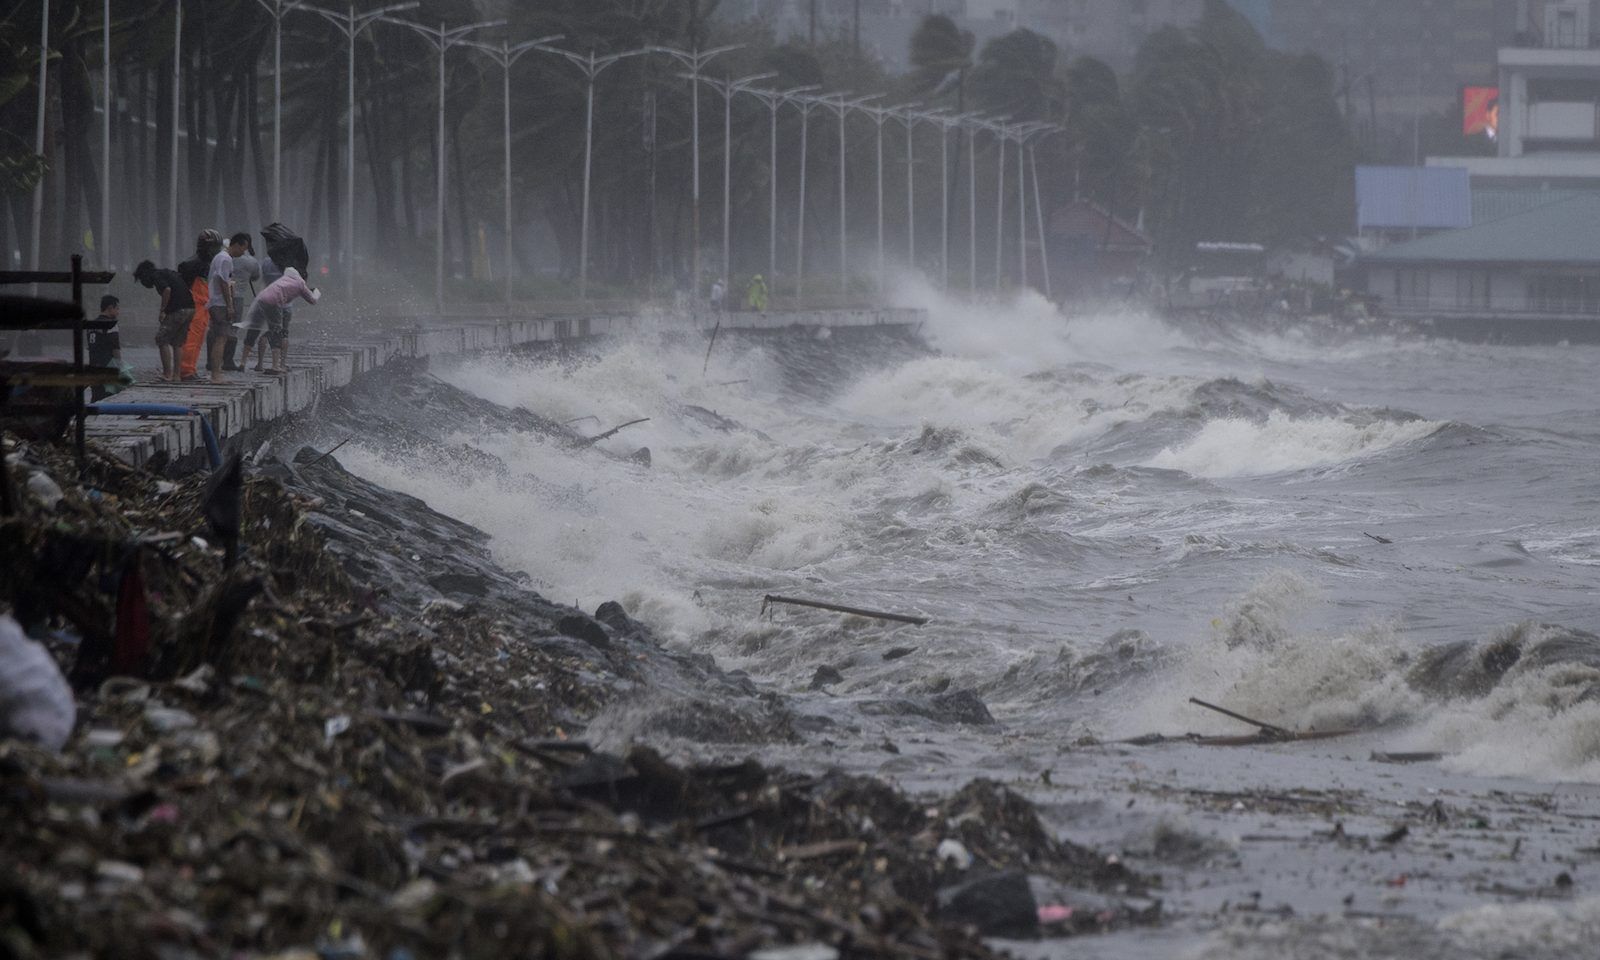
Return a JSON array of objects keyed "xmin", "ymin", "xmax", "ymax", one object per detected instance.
[{"xmin": 0, "ymin": 415, "xmax": 1151, "ymax": 958}]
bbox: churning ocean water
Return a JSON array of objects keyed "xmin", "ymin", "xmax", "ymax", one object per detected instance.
[{"xmin": 339, "ymin": 282, "xmax": 1600, "ymax": 786}]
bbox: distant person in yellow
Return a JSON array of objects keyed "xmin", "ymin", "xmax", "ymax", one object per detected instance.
[{"xmin": 746, "ymin": 274, "xmax": 769, "ymax": 312}]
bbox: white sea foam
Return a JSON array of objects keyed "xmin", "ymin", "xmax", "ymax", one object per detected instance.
[
  {"xmin": 325, "ymin": 284, "xmax": 1600, "ymax": 784},
  {"xmin": 890, "ymin": 274, "xmax": 1196, "ymax": 374},
  {"xmin": 1146, "ymin": 411, "xmax": 1443, "ymax": 478},
  {"xmin": 1108, "ymin": 572, "xmax": 1422, "ymax": 738},
  {"xmin": 1108, "ymin": 573, "xmax": 1600, "ymax": 782}
]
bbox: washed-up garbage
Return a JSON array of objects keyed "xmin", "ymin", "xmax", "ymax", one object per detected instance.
[
  {"xmin": 0, "ymin": 614, "xmax": 75, "ymax": 751},
  {"xmin": 0, "ymin": 437, "xmax": 1154, "ymax": 959}
]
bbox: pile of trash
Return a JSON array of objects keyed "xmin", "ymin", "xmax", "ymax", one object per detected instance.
[{"xmin": 1, "ymin": 436, "xmax": 1153, "ymax": 959}]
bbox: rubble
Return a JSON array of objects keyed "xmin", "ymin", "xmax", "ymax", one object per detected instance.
[{"xmin": 0, "ymin": 436, "xmax": 1152, "ymax": 958}]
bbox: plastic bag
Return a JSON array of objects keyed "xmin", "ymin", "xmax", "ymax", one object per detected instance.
[
  {"xmin": 0, "ymin": 615, "xmax": 76, "ymax": 751},
  {"xmin": 104, "ymin": 361, "xmax": 136, "ymax": 397}
]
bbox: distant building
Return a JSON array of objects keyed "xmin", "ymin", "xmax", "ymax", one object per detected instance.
[
  {"xmin": 1428, "ymin": 1, "xmax": 1600, "ymax": 187},
  {"xmin": 1362, "ymin": 193, "xmax": 1600, "ymax": 320},
  {"xmin": 1048, "ymin": 199, "xmax": 1152, "ymax": 296}
]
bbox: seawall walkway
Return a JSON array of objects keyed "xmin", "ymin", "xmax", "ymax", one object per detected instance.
[{"xmin": 89, "ymin": 307, "xmax": 922, "ymax": 468}]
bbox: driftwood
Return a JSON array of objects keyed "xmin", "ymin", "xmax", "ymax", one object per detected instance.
[
  {"xmin": 581, "ymin": 418, "xmax": 651, "ymax": 446},
  {"xmin": 1115, "ymin": 698, "xmax": 1362, "ymax": 747},
  {"xmin": 1191, "ymin": 728, "xmax": 1358, "ymax": 747},
  {"xmin": 760, "ymin": 594, "xmax": 930, "ymax": 626},
  {"xmin": 1364, "ymin": 532, "xmax": 1394, "ymax": 545},
  {"xmin": 1370, "ymin": 751, "xmax": 1443, "ymax": 764},
  {"xmin": 1188, "ymin": 697, "xmax": 1290, "ymax": 737}
]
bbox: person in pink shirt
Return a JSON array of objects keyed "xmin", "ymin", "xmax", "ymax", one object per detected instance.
[{"xmin": 234, "ymin": 265, "xmax": 320, "ymax": 374}]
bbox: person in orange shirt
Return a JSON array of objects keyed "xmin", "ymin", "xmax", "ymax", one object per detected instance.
[{"xmin": 177, "ymin": 230, "xmax": 222, "ymax": 380}]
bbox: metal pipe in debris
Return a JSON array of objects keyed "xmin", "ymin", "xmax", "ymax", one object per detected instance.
[{"xmin": 761, "ymin": 594, "xmax": 929, "ymax": 626}]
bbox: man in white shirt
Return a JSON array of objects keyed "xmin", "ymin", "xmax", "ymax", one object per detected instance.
[
  {"xmin": 206, "ymin": 234, "xmax": 246, "ymax": 382},
  {"xmin": 222, "ymin": 233, "xmax": 261, "ymax": 371}
]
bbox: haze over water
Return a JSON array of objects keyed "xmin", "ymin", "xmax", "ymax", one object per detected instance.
[{"xmin": 341, "ymin": 286, "xmax": 1600, "ymax": 784}]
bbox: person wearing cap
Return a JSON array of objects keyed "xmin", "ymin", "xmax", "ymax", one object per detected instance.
[
  {"xmin": 203, "ymin": 233, "xmax": 247, "ymax": 382},
  {"xmin": 236, "ymin": 265, "xmax": 321, "ymax": 374}
]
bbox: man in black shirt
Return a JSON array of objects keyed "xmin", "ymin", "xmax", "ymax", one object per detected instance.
[
  {"xmin": 134, "ymin": 260, "xmax": 195, "ymax": 382},
  {"xmin": 87, "ymin": 295, "xmax": 122, "ymax": 401}
]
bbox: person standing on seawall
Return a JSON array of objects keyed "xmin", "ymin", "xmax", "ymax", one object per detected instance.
[
  {"xmin": 134, "ymin": 260, "xmax": 194, "ymax": 383},
  {"xmin": 86, "ymin": 295, "xmax": 122, "ymax": 401},
  {"xmin": 237, "ymin": 253, "xmax": 284, "ymax": 373},
  {"xmin": 222, "ymin": 233, "xmax": 260, "ymax": 371},
  {"xmin": 205, "ymin": 234, "xmax": 244, "ymax": 383},
  {"xmin": 710, "ymin": 277, "xmax": 726, "ymax": 316},
  {"xmin": 238, "ymin": 265, "xmax": 320, "ymax": 374},
  {"xmin": 746, "ymin": 274, "xmax": 768, "ymax": 312},
  {"xmin": 177, "ymin": 231, "xmax": 222, "ymax": 380}
]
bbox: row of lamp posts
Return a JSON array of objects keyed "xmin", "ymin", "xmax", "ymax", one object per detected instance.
[{"xmin": 32, "ymin": 1, "xmax": 1060, "ymax": 309}]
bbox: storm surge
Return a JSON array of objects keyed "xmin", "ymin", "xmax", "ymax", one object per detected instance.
[{"xmin": 324, "ymin": 287, "xmax": 1600, "ymax": 781}]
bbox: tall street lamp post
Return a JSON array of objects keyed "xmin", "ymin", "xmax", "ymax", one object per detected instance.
[
  {"xmin": 739, "ymin": 84, "xmax": 819, "ymax": 289},
  {"xmin": 168, "ymin": 0, "xmax": 180, "ymax": 268},
  {"xmin": 30, "ymin": 0, "xmax": 48, "ymax": 276},
  {"xmin": 100, "ymin": 0, "xmax": 111, "ymax": 265},
  {"xmin": 862, "ymin": 104, "xmax": 915, "ymax": 294},
  {"xmin": 890, "ymin": 106, "xmax": 923, "ymax": 274},
  {"xmin": 1023, "ymin": 124, "xmax": 1062, "ymax": 299},
  {"xmin": 252, "ymin": 0, "xmax": 303, "ymax": 223},
  {"xmin": 863, "ymin": 106, "xmax": 890, "ymax": 292},
  {"xmin": 695, "ymin": 72, "xmax": 776, "ymax": 289},
  {"xmin": 544, "ymin": 46, "xmax": 653, "ymax": 301},
  {"xmin": 650, "ymin": 44, "xmax": 740, "ymax": 299},
  {"xmin": 920, "ymin": 110, "xmax": 978, "ymax": 291},
  {"xmin": 813, "ymin": 92, "xmax": 880, "ymax": 296},
  {"xmin": 965, "ymin": 117, "xmax": 979, "ymax": 292},
  {"xmin": 465, "ymin": 34, "xmax": 564, "ymax": 307},
  {"xmin": 983, "ymin": 119, "xmax": 1011, "ymax": 291},
  {"xmin": 382, "ymin": 16, "xmax": 506, "ymax": 316},
  {"xmin": 299, "ymin": 1, "xmax": 419, "ymax": 309},
  {"xmin": 1011, "ymin": 121, "xmax": 1052, "ymax": 291},
  {"xmin": 790, "ymin": 94, "xmax": 821, "ymax": 301}
]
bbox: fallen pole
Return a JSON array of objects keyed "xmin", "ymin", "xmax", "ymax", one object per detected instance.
[
  {"xmin": 761, "ymin": 594, "xmax": 929, "ymax": 626},
  {"xmin": 582, "ymin": 417, "xmax": 651, "ymax": 446},
  {"xmin": 1187, "ymin": 697, "xmax": 1290, "ymax": 737}
]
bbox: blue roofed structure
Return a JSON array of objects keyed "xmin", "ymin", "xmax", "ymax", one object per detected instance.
[{"xmin": 1355, "ymin": 166, "xmax": 1472, "ymax": 235}]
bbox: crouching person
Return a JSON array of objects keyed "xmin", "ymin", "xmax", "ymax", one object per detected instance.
[
  {"xmin": 133, "ymin": 260, "xmax": 195, "ymax": 382},
  {"xmin": 236, "ymin": 264, "xmax": 320, "ymax": 374}
]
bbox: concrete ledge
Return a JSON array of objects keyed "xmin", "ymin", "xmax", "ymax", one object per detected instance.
[{"xmin": 88, "ymin": 308, "xmax": 922, "ymax": 468}]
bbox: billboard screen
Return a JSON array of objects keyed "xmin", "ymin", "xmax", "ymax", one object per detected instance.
[{"xmin": 1464, "ymin": 86, "xmax": 1499, "ymax": 138}]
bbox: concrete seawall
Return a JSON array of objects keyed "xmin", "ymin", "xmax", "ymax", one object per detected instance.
[{"xmin": 88, "ymin": 307, "xmax": 922, "ymax": 468}]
